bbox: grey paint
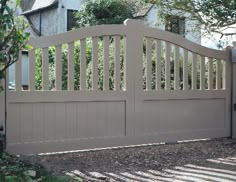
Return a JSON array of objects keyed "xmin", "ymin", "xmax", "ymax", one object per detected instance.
[
  {"xmin": 41, "ymin": 9, "xmax": 58, "ymax": 36},
  {"xmin": 28, "ymin": 9, "xmax": 58, "ymax": 36}
]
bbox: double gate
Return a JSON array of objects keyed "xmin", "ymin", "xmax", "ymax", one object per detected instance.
[{"xmin": 5, "ymin": 20, "xmax": 232, "ymax": 154}]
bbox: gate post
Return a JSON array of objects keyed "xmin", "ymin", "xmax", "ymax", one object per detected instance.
[
  {"xmin": 232, "ymin": 42, "xmax": 236, "ymax": 138},
  {"xmin": 124, "ymin": 19, "xmax": 144, "ymax": 136}
]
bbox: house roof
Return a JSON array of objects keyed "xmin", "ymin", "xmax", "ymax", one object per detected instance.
[
  {"xmin": 22, "ymin": 0, "xmax": 58, "ymax": 15},
  {"xmin": 133, "ymin": 4, "xmax": 153, "ymax": 18}
]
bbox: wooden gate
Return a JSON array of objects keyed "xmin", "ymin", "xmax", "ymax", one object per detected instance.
[{"xmin": 6, "ymin": 20, "xmax": 232, "ymax": 154}]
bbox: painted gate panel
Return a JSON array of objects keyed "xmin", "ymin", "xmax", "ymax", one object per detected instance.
[
  {"xmin": 6, "ymin": 20, "xmax": 232, "ymax": 154},
  {"xmin": 137, "ymin": 99, "xmax": 225, "ymax": 135},
  {"xmin": 7, "ymin": 101, "xmax": 126, "ymax": 144}
]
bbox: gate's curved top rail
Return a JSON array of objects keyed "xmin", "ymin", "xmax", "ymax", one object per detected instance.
[
  {"xmin": 143, "ymin": 26, "xmax": 225, "ymax": 60},
  {"xmin": 28, "ymin": 19, "xmax": 225, "ymax": 60},
  {"xmin": 28, "ymin": 24, "xmax": 127, "ymax": 48}
]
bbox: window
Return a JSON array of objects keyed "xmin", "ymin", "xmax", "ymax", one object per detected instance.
[
  {"xmin": 67, "ymin": 10, "xmax": 77, "ymax": 31},
  {"xmin": 165, "ymin": 15, "xmax": 185, "ymax": 36}
]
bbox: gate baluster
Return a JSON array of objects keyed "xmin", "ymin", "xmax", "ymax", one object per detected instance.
[
  {"xmin": 216, "ymin": 59, "xmax": 221, "ymax": 90},
  {"xmin": 80, "ymin": 39, "xmax": 86, "ymax": 90},
  {"xmin": 183, "ymin": 49, "xmax": 188, "ymax": 90},
  {"xmin": 42, "ymin": 47, "xmax": 49, "ymax": 91},
  {"xmin": 208, "ymin": 57, "xmax": 213, "ymax": 90},
  {"xmin": 29, "ymin": 49, "xmax": 35, "ymax": 91},
  {"xmin": 200, "ymin": 56, "xmax": 205, "ymax": 90},
  {"xmin": 156, "ymin": 39, "xmax": 161, "ymax": 90},
  {"xmin": 15, "ymin": 51, "xmax": 22, "ymax": 91},
  {"xmin": 68, "ymin": 42, "xmax": 75, "ymax": 91},
  {"xmin": 165, "ymin": 42, "xmax": 171, "ymax": 90},
  {"xmin": 55, "ymin": 45, "xmax": 62, "ymax": 90},
  {"xmin": 114, "ymin": 35, "xmax": 121, "ymax": 91},
  {"xmin": 174, "ymin": 45, "xmax": 180, "ymax": 90},
  {"xmin": 103, "ymin": 36, "xmax": 109, "ymax": 91},
  {"xmin": 146, "ymin": 38, "xmax": 152, "ymax": 90},
  {"xmin": 192, "ymin": 53, "xmax": 197, "ymax": 90},
  {"xmin": 92, "ymin": 37, "xmax": 98, "ymax": 91}
]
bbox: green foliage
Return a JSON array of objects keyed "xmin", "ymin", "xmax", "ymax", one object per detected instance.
[
  {"xmin": 145, "ymin": 0, "xmax": 236, "ymax": 37},
  {"xmin": 0, "ymin": 0, "xmax": 30, "ymax": 91},
  {"xmin": 35, "ymin": 38, "xmax": 126, "ymax": 91},
  {"xmin": 0, "ymin": 152, "xmax": 78, "ymax": 181},
  {"xmin": 74, "ymin": 0, "xmax": 135, "ymax": 28},
  {"xmin": 34, "ymin": 37, "xmax": 216, "ymax": 91}
]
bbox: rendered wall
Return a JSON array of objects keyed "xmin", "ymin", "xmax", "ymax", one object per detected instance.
[
  {"xmin": 142, "ymin": 6, "xmax": 201, "ymax": 44},
  {"xmin": 57, "ymin": 0, "xmax": 82, "ymax": 33}
]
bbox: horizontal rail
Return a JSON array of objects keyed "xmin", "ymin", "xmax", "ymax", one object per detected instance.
[
  {"xmin": 28, "ymin": 25, "xmax": 127, "ymax": 48},
  {"xmin": 28, "ymin": 19, "xmax": 226, "ymax": 61},
  {"xmin": 143, "ymin": 27, "xmax": 226, "ymax": 60},
  {"xmin": 7, "ymin": 128, "xmax": 228, "ymax": 155},
  {"xmin": 7, "ymin": 90, "xmax": 129, "ymax": 103},
  {"xmin": 8, "ymin": 90, "xmax": 226, "ymax": 103},
  {"xmin": 139, "ymin": 90, "xmax": 226, "ymax": 100}
]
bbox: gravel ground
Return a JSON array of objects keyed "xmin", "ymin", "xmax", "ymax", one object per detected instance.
[{"xmin": 25, "ymin": 138, "xmax": 236, "ymax": 181}]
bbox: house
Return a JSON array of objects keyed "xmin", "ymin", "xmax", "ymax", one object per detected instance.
[
  {"xmin": 133, "ymin": 4, "xmax": 201, "ymax": 44},
  {"xmin": 20, "ymin": 0, "xmax": 201, "ymax": 44},
  {"xmin": 20, "ymin": 0, "xmax": 235, "ymax": 48},
  {"xmin": 20, "ymin": 0, "xmax": 81, "ymax": 36},
  {"xmin": 9, "ymin": 0, "xmax": 81, "ymax": 88}
]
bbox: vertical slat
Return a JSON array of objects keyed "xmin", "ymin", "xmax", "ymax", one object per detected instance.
[
  {"xmin": 65, "ymin": 103, "xmax": 77, "ymax": 139},
  {"xmin": 192, "ymin": 53, "xmax": 197, "ymax": 90},
  {"xmin": 156, "ymin": 39, "xmax": 161, "ymax": 90},
  {"xmin": 108, "ymin": 102, "xmax": 125, "ymax": 136},
  {"xmin": 120, "ymin": 37, "xmax": 125, "ymax": 90},
  {"xmin": 28, "ymin": 49, "xmax": 35, "ymax": 91},
  {"xmin": 20, "ymin": 104, "xmax": 33, "ymax": 143},
  {"xmin": 96, "ymin": 102, "xmax": 107, "ymax": 137},
  {"xmin": 76, "ymin": 103, "xmax": 88, "ymax": 138},
  {"xmin": 103, "ymin": 36, "xmax": 109, "ymax": 90},
  {"xmin": 165, "ymin": 42, "xmax": 170, "ymax": 90},
  {"xmin": 200, "ymin": 56, "xmax": 205, "ymax": 90},
  {"xmin": 80, "ymin": 39, "xmax": 86, "ymax": 90},
  {"xmin": 208, "ymin": 57, "xmax": 213, "ymax": 90},
  {"xmin": 183, "ymin": 49, "xmax": 188, "ymax": 90},
  {"xmin": 44, "ymin": 103, "xmax": 56, "ymax": 141},
  {"xmin": 114, "ymin": 35, "xmax": 120, "ymax": 90},
  {"xmin": 146, "ymin": 38, "xmax": 152, "ymax": 90},
  {"xmin": 7, "ymin": 104, "xmax": 20, "ymax": 143},
  {"xmin": 55, "ymin": 104, "xmax": 66, "ymax": 140},
  {"xmin": 42, "ymin": 48, "xmax": 49, "ymax": 90},
  {"xmin": 216, "ymin": 59, "xmax": 221, "ymax": 90},
  {"xmin": 174, "ymin": 45, "xmax": 179, "ymax": 90},
  {"xmin": 87, "ymin": 102, "xmax": 97, "ymax": 137},
  {"xmin": 92, "ymin": 37, "xmax": 98, "ymax": 90},
  {"xmin": 55, "ymin": 45, "xmax": 62, "ymax": 90},
  {"xmin": 222, "ymin": 60, "xmax": 226, "ymax": 89},
  {"xmin": 32, "ymin": 103, "xmax": 44, "ymax": 142},
  {"xmin": 15, "ymin": 51, "xmax": 22, "ymax": 91},
  {"xmin": 68, "ymin": 42, "xmax": 74, "ymax": 91},
  {"xmin": 123, "ymin": 37, "xmax": 127, "ymax": 90}
]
